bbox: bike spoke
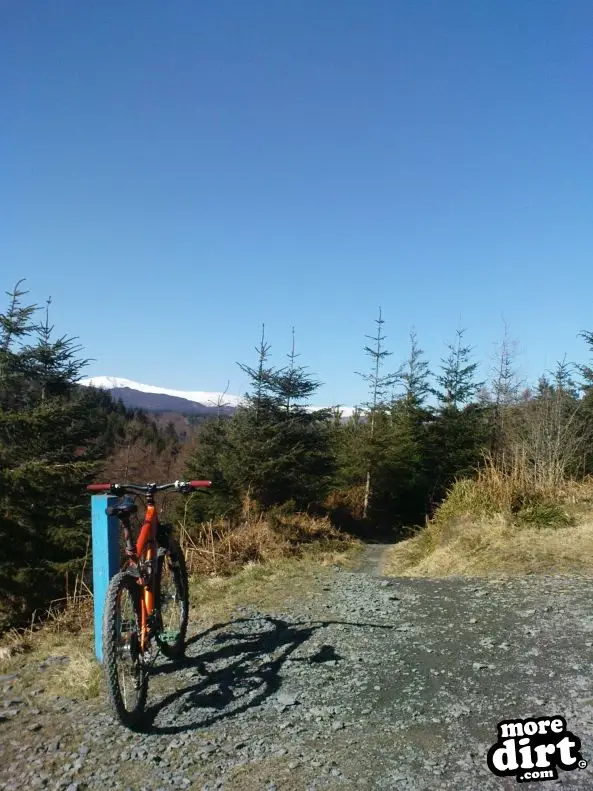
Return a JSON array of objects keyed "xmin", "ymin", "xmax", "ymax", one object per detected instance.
[{"xmin": 114, "ymin": 586, "xmax": 143, "ymax": 712}]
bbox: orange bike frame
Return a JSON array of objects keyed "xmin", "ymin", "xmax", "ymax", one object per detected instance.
[{"xmin": 134, "ymin": 503, "xmax": 158, "ymax": 650}]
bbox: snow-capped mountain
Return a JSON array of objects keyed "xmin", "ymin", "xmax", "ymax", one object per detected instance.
[
  {"xmin": 80, "ymin": 376, "xmax": 243, "ymax": 408},
  {"xmin": 79, "ymin": 376, "xmax": 356, "ymax": 417}
]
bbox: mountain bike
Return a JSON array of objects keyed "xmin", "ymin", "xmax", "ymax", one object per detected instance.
[{"xmin": 86, "ymin": 479, "xmax": 211, "ymax": 728}]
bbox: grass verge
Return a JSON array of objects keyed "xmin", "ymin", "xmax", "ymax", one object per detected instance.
[
  {"xmin": 0, "ymin": 599, "xmax": 101, "ymax": 701},
  {"xmin": 385, "ymin": 516, "xmax": 593, "ymax": 577},
  {"xmin": 384, "ymin": 473, "xmax": 593, "ymax": 578}
]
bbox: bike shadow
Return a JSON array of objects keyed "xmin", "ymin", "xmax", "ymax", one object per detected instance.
[{"xmin": 138, "ymin": 615, "xmax": 394, "ymax": 734}]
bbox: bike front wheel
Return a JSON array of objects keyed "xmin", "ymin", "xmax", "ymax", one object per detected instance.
[{"xmin": 102, "ymin": 571, "xmax": 148, "ymax": 728}]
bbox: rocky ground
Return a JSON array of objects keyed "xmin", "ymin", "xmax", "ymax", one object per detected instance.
[{"xmin": 2, "ymin": 545, "xmax": 593, "ymax": 790}]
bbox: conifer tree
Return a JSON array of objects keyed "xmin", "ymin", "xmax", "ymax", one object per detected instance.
[
  {"xmin": 271, "ymin": 328, "xmax": 320, "ymax": 413},
  {"xmin": 0, "ymin": 282, "xmax": 112, "ymax": 627},
  {"xmin": 356, "ymin": 308, "xmax": 400, "ymax": 519},
  {"xmin": 552, "ymin": 356, "xmax": 579, "ymax": 399},
  {"xmin": 400, "ymin": 329, "xmax": 432, "ymax": 412},
  {"xmin": 578, "ymin": 330, "xmax": 593, "ymax": 385},
  {"xmin": 366, "ymin": 330, "xmax": 434, "ymax": 529},
  {"xmin": 184, "ymin": 325, "xmax": 278, "ymax": 519},
  {"xmin": 434, "ymin": 328, "xmax": 483, "ymax": 409},
  {"xmin": 183, "ymin": 415, "xmax": 239, "ymax": 521},
  {"xmin": 327, "ymin": 406, "xmax": 368, "ymax": 509},
  {"xmin": 222, "ymin": 324, "xmax": 286, "ymax": 508},
  {"xmin": 577, "ymin": 331, "xmax": 593, "ymax": 470},
  {"xmin": 0, "ymin": 279, "xmax": 38, "ymax": 409},
  {"xmin": 428, "ymin": 328, "xmax": 487, "ymax": 502},
  {"xmin": 184, "ymin": 325, "xmax": 333, "ymax": 515},
  {"xmin": 266, "ymin": 328, "xmax": 334, "ymax": 507}
]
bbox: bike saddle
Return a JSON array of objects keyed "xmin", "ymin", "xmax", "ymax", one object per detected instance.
[{"xmin": 106, "ymin": 496, "xmax": 138, "ymax": 518}]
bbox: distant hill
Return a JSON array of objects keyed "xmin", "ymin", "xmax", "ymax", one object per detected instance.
[
  {"xmin": 79, "ymin": 376, "xmax": 356, "ymax": 419},
  {"xmin": 108, "ymin": 386, "xmax": 236, "ymax": 416},
  {"xmin": 79, "ymin": 376, "xmax": 240, "ymax": 417}
]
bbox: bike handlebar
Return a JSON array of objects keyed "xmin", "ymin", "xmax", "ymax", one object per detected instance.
[{"xmin": 86, "ymin": 480, "xmax": 212, "ymax": 494}]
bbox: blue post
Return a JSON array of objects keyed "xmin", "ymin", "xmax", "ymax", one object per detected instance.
[{"xmin": 91, "ymin": 495, "xmax": 120, "ymax": 662}]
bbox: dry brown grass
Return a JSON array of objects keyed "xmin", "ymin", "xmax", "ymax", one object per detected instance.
[
  {"xmin": 383, "ymin": 435, "xmax": 593, "ymax": 578},
  {"xmin": 384, "ymin": 463, "xmax": 593, "ymax": 578},
  {"xmin": 385, "ymin": 514, "xmax": 593, "ymax": 577},
  {"xmin": 323, "ymin": 485, "xmax": 366, "ymax": 520},
  {"xmin": 430, "ymin": 460, "xmax": 593, "ymax": 530},
  {"xmin": 180, "ymin": 509, "xmax": 359, "ymax": 625},
  {"xmin": 0, "ymin": 569, "xmax": 96, "ymax": 660},
  {"xmin": 188, "ymin": 544, "xmax": 359, "ymax": 629},
  {"xmin": 0, "ymin": 593, "xmax": 100, "ymax": 700},
  {"xmin": 178, "ymin": 510, "xmax": 354, "ymax": 577}
]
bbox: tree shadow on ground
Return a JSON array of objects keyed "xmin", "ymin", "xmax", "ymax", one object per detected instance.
[
  {"xmin": 326, "ymin": 506, "xmax": 423, "ymax": 545},
  {"xmin": 138, "ymin": 615, "xmax": 394, "ymax": 735},
  {"xmin": 325, "ymin": 510, "xmax": 387, "ymax": 542}
]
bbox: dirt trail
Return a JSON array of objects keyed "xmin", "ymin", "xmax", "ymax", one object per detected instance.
[
  {"xmin": 351, "ymin": 543, "xmax": 392, "ymax": 577},
  {"xmin": 2, "ymin": 548, "xmax": 593, "ymax": 790}
]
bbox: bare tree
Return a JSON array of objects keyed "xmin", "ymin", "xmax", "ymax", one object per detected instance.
[
  {"xmin": 207, "ymin": 379, "xmax": 232, "ymax": 423},
  {"xmin": 507, "ymin": 358, "xmax": 584, "ymax": 491},
  {"xmin": 488, "ymin": 322, "xmax": 523, "ymax": 459}
]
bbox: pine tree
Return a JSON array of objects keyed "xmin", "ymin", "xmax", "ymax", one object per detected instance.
[
  {"xmin": 400, "ymin": 329, "xmax": 432, "ymax": 411},
  {"xmin": 367, "ymin": 399, "xmax": 424, "ymax": 528},
  {"xmin": 381, "ymin": 330, "xmax": 434, "ymax": 527},
  {"xmin": 183, "ymin": 415, "xmax": 239, "ymax": 521},
  {"xmin": 576, "ymin": 332, "xmax": 593, "ymax": 473},
  {"xmin": 222, "ymin": 324, "xmax": 286, "ymax": 509},
  {"xmin": 184, "ymin": 325, "xmax": 334, "ymax": 516},
  {"xmin": 552, "ymin": 356, "xmax": 579, "ymax": 399},
  {"xmin": 22, "ymin": 297, "xmax": 90, "ymax": 401},
  {"xmin": 356, "ymin": 307, "xmax": 400, "ymax": 519},
  {"xmin": 364, "ymin": 331, "xmax": 435, "ymax": 530},
  {"xmin": 270, "ymin": 328, "xmax": 320, "ymax": 413},
  {"xmin": 264, "ymin": 328, "xmax": 334, "ymax": 507},
  {"xmin": 237, "ymin": 324, "xmax": 280, "ymax": 424},
  {"xmin": 578, "ymin": 330, "xmax": 593, "ymax": 394},
  {"xmin": 428, "ymin": 328, "xmax": 487, "ymax": 503},
  {"xmin": 329, "ymin": 406, "xmax": 367, "ymax": 487},
  {"xmin": 0, "ymin": 280, "xmax": 38, "ymax": 410},
  {"xmin": 0, "ymin": 282, "xmax": 112, "ymax": 628},
  {"xmin": 327, "ymin": 405, "xmax": 369, "ymax": 524},
  {"xmin": 434, "ymin": 328, "xmax": 483, "ymax": 409}
]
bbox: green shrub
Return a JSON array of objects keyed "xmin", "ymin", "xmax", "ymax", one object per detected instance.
[{"xmin": 514, "ymin": 501, "xmax": 575, "ymax": 528}]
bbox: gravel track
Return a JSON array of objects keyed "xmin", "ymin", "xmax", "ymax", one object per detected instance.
[{"xmin": 2, "ymin": 545, "xmax": 593, "ymax": 790}]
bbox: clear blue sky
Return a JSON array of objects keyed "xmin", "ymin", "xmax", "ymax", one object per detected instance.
[{"xmin": 2, "ymin": 1, "xmax": 592, "ymax": 406}]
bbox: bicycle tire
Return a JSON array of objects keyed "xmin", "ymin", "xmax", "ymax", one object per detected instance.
[
  {"xmin": 102, "ymin": 570, "xmax": 148, "ymax": 728},
  {"xmin": 155, "ymin": 538, "xmax": 189, "ymax": 660}
]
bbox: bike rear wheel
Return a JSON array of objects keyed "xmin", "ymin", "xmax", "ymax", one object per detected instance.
[
  {"xmin": 155, "ymin": 539, "xmax": 189, "ymax": 659},
  {"xmin": 102, "ymin": 571, "xmax": 148, "ymax": 728}
]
